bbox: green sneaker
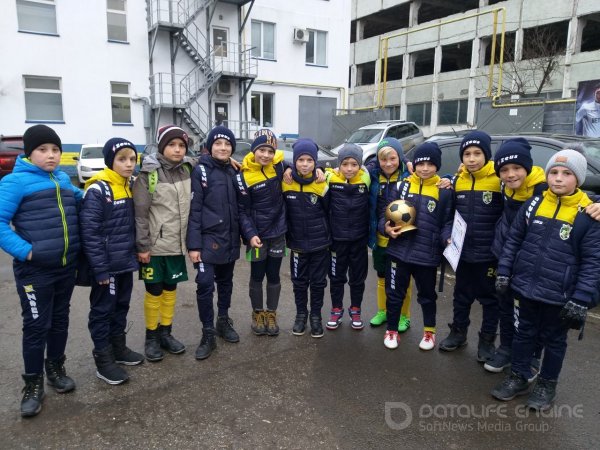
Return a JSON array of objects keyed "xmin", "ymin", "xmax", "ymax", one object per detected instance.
[
  {"xmin": 369, "ymin": 310, "xmax": 387, "ymax": 327},
  {"xmin": 398, "ymin": 315, "xmax": 411, "ymax": 333}
]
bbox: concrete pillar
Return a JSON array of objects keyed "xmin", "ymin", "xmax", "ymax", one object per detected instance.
[
  {"xmin": 409, "ymin": 0, "xmax": 421, "ymax": 27},
  {"xmin": 430, "ymin": 45, "xmax": 442, "ymax": 132}
]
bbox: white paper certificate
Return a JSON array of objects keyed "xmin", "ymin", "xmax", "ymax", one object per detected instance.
[{"xmin": 443, "ymin": 211, "xmax": 467, "ymax": 271}]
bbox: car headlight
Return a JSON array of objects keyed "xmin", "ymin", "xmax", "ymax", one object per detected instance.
[{"xmin": 80, "ymin": 166, "xmax": 93, "ymax": 171}]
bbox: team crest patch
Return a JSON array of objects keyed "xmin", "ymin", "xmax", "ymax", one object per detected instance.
[
  {"xmin": 559, "ymin": 224, "xmax": 572, "ymax": 240},
  {"xmin": 310, "ymin": 194, "xmax": 318, "ymax": 204},
  {"xmin": 427, "ymin": 200, "xmax": 436, "ymax": 212},
  {"xmin": 358, "ymin": 186, "xmax": 365, "ymax": 194},
  {"xmin": 482, "ymin": 191, "xmax": 492, "ymax": 204},
  {"xmin": 391, "ymin": 261, "xmax": 397, "ymax": 269}
]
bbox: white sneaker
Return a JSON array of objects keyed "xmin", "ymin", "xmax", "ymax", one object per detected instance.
[
  {"xmin": 419, "ymin": 331, "xmax": 436, "ymax": 351},
  {"xmin": 384, "ymin": 330, "xmax": 399, "ymax": 349}
]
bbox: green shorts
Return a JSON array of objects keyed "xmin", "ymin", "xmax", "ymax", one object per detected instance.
[
  {"xmin": 140, "ymin": 255, "xmax": 188, "ymax": 284},
  {"xmin": 245, "ymin": 234, "xmax": 287, "ymax": 262},
  {"xmin": 372, "ymin": 245, "xmax": 387, "ymax": 275}
]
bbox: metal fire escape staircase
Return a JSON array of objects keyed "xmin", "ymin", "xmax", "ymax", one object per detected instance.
[{"xmin": 147, "ymin": 0, "xmax": 257, "ymax": 143}]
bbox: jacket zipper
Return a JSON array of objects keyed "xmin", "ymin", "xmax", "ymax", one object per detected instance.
[
  {"xmin": 528, "ymin": 198, "xmax": 561, "ymax": 298},
  {"xmin": 50, "ymin": 173, "xmax": 69, "ymax": 266}
]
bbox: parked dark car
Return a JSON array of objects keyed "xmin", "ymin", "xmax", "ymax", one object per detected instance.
[
  {"xmin": 407, "ymin": 133, "xmax": 600, "ymax": 194},
  {"xmin": 0, "ymin": 135, "xmax": 25, "ymax": 178}
]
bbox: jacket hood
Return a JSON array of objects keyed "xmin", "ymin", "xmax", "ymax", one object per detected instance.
[
  {"xmin": 13, "ymin": 154, "xmax": 57, "ymax": 176},
  {"xmin": 84, "ymin": 168, "xmax": 133, "ymax": 198},
  {"xmin": 505, "ymin": 165, "xmax": 546, "ymax": 201},
  {"xmin": 458, "ymin": 160, "xmax": 497, "ymax": 180},
  {"xmin": 407, "ymin": 171, "xmax": 441, "ymax": 186},
  {"xmin": 140, "ymin": 152, "xmax": 195, "ymax": 173},
  {"xmin": 241, "ymin": 149, "xmax": 284, "ymax": 172}
]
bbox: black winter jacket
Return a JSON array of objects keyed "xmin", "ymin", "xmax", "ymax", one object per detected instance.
[
  {"xmin": 80, "ymin": 169, "xmax": 139, "ymax": 282},
  {"xmin": 187, "ymin": 155, "xmax": 240, "ymax": 264},
  {"xmin": 326, "ymin": 168, "xmax": 370, "ymax": 242}
]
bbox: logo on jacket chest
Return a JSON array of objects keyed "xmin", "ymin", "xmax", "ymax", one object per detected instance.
[
  {"xmin": 559, "ymin": 224, "xmax": 572, "ymax": 240},
  {"xmin": 358, "ymin": 185, "xmax": 365, "ymax": 194},
  {"xmin": 252, "ymin": 182, "xmax": 266, "ymax": 191},
  {"xmin": 113, "ymin": 199, "xmax": 126, "ymax": 206},
  {"xmin": 330, "ymin": 184, "xmax": 344, "ymax": 190},
  {"xmin": 427, "ymin": 200, "xmax": 436, "ymax": 213},
  {"xmin": 482, "ymin": 191, "xmax": 493, "ymax": 204},
  {"xmin": 310, "ymin": 194, "xmax": 318, "ymax": 204}
]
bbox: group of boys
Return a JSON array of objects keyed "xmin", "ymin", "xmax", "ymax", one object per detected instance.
[{"xmin": 1, "ymin": 123, "xmax": 598, "ymax": 419}]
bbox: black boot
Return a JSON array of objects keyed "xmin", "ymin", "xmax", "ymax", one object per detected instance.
[
  {"xmin": 21, "ymin": 373, "xmax": 45, "ymax": 417},
  {"xmin": 45, "ymin": 355, "xmax": 76, "ymax": 393},
  {"xmin": 158, "ymin": 324, "xmax": 186, "ymax": 354},
  {"xmin": 439, "ymin": 323, "xmax": 468, "ymax": 351},
  {"xmin": 216, "ymin": 316, "xmax": 240, "ymax": 343},
  {"xmin": 195, "ymin": 328, "xmax": 217, "ymax": 360},
  {"xmin": 292, "ymin": 312, "xmax": 307, "ymax": 336},
  {"xmin": 310, "ymin": 315, "xmax": 324, "ymax": 338},
  {"xmin": 111, "ymin": 334, "xmax": 145, "ymax": 365},
  {"xmin": 527, "ymin": 378, "xmax": 557, "ymax": 411},
  {"xmin": 491, "ymin": 372, "xmax": 530, "ymax": 401},
  {"xmin": 477, "ymin": 332, "xmax": 497, "ymax": 363},
  {"xmin": 92, "ymin": 345, "xmax": 128, "ymax": 385},
  {"xmin": 144, "ymin": 328, "xmax": 164, "ymax": 362}
]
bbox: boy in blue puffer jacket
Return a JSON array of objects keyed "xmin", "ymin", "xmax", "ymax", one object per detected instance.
[
  {"xmin": 380, "ymin": 142, "xmax": 454, "ymax": 350},
  {"xmin": 283, "ymin": 138, "xmax": 331, "ymax": 338},
  {"xmin": 187, "ymin": 126, "xmax": 241, "ymax": 360},
  {"xmin": 484, "ymin": 138, "xmax": 547, "ymax": 373},
  {"xmin": 492, "ymin": 149, "xmax": 600, "ymax": 411},
  {"xmin": 0, "ymin": 125, "xmax": 81, "ymax": 417},
  {"xmin": 80, "ymin": 138, "xmax": 143, "ymax": 386},
  {"xmin": 325, "ymin": 143, "xmax": 371, "ymax": 331},
  {"xmin": 439, "ymin": 131, "xmax": 503, "ymax": 362},
  {"xmin": 236, "ymin": 129, "xmax": 287, "ymax": 337}
]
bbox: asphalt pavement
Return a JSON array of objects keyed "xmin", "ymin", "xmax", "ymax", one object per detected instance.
[{"xmin": 0, "ymin": 250, "xmax": 598, "ymax": 449}]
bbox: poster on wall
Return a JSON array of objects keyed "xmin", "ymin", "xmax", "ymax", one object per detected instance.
[{"xmin": 575, "ymin": 79, "xmax": 600, "ymax": 137}]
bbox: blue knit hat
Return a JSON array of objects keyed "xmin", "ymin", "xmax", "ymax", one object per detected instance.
[
  {"xmin": 292, "ymin": 138, "xmax": 319, "ymax": 166},
  {"xmin": 460, "ymin": 130, "xmax": 492, "ymax": 163},
  {"xmin": 413, "ymin": 142, "xmax": 442, "ymax": 171},
  {"xmin": 494, "ymin": 138, "xmax": 533, "ymax": 175},
  {"xmin": 338, "ymin": 143, "xmax": 363, "ymax": 166},
  {"xmin": 206, "ymin": 125, "xmax": 236, "ymax": 155},
  {"xmin": 103, "ymin": 137, "xmax": 137, "ymax": 170},
  {"xmin": 377, "ymin": 137, "xmax": 403, "ymax": 160}
]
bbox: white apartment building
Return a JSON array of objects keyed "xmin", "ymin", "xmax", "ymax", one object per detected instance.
[
  {"xmin": 350, "ymin": 0, "xmax": 600, "ymax": 136},
  {"xmin": 0, "ymin": 0, "xmax": 350, "ymax": 159}
]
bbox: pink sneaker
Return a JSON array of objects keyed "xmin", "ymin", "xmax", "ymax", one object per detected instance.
[
  {"xmin": 419, "ymin": 331, "xmax": 436, "ymax": 351},
  {"xmin": 384, "ymin": 330, "xmax": 399, "ymax": 349},
  {"xmin": 326, "ymin": 308, "xmax": 343, "ymax": 330}
]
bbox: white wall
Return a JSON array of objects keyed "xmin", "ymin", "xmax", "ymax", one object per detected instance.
[{"xmin": 0, "ymin": 0, "xmax": 150, "ymax": 149}]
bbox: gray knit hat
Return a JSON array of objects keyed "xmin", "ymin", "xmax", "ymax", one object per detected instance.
[
  {"xmin": 338, "ymin": 143, "xmax": 363, "ymax": 166},
  {"xmin": 545, "ymin": 149, "xmax": 587, "ymax": 187}
]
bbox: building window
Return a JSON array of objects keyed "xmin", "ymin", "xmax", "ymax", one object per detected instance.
[
  {"xmin": 438, "ymin": 99, "xmax": 468, "ymax": 125},
  {"xmin": 407, "ymin": 103, "xmax": 432, "ymax": 126},
  {"xmin": 24, "ymin": 76, "xmax": 63, "ymax": 122},
  {"xmin": 213, "ymin": 28, "xmax": 228, "ymax": 57},
  {"xmin": 306, "ymin": 29, "xmax": 327, "ymax": 66},
  {"xmin": 251, "ymin": 92, "xmax": 274, "ymax": 127},
  {"xmin": 251, "ymin": 20, "xmax": 275, "ymax": 60},
  {"xmin": 17, "ymin": 0, "xmax": 57, "ymax": 35},
  {"xmin": 111, "ymin": 82, "xmax": 131, "ymax": 123},
  {"xmin": 107, "ymin": 0, "xmax": 127, "ymax": 42}
]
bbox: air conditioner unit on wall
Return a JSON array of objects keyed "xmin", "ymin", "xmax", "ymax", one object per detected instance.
[
  {"xmin": 216, "ymin": 79, "xmax": 233, "ymax": 96},
  {"xmin": 293, "ymin": 28, "xmax": 309, "ymax": 43}
]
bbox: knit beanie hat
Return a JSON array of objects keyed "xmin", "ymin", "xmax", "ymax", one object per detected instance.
[
  {"xmin": 292, "ymin": 138, "xmax": 319, "ymax": 166},
  {"xmin": 251, "ymin": 129, "xmax": 278, "ymax": 152},
  {"xmin": 494, "ymin": 138, "xmax": 533, "ymax": 175},
  {"xmin": 23, "ymin": 124, "xmax": 62, "ymax": 157},
  {"xmin": 157, "ymin": 125, "xmax": 189, "ymax": 154},
  {"xmin": 338, "ymin": 143, "xmax": 363, "ymax": 166},
  {"xmin": 545, "ymin": 149, "xmax": 587, "ymax": 187},
  {"xmin": 103, "ymin": 137, "xmax": 137, "ymax": 170},
  {"xmin": 377, "ymin": 137, "xmax": 403, "ymax": 160},
  {"xmin": 460, "ymin": 130, "xmax": 492, "ymax": 163},
  {"xmin": 412, "ymin": 142, "xmax": 442, "ymax": 171},
  {"xmin": 206, "ymin": 125, "xmax": 236, "ymax": 155}
]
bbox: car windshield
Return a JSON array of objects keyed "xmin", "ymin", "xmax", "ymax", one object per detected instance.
[
  {"xmin": 581, "ymin": 141, "xmax": 600, "ymax": 161},
  {"xmin": 81, "ymin": 147, "xmax": 104, "ymax": 158},
  {"xmin": 347, "ymin": 129, "xmax": 383, "ymax": 144}
]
